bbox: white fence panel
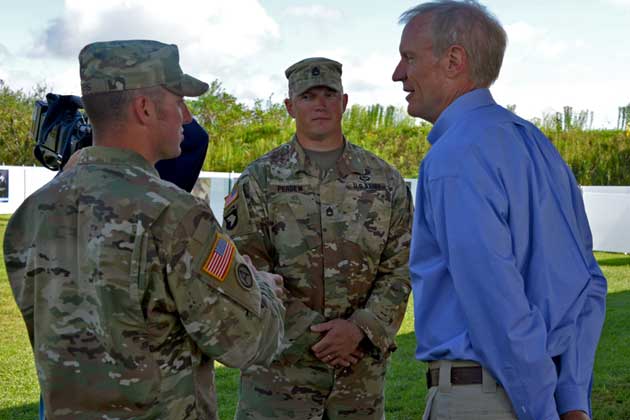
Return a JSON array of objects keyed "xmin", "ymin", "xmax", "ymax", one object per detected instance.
[
  {"xmin": 0, "ymin": 166, "xmax": 55, "ymax": 214},
  {"xmin": 582, "ymin": 187, "xmax": 630, "ymax": 254},
  {"xmin": 194, "ymin": 171, "xmax": 240, "ymax": 218},
  {"xmin": 1, "ymin": 166, "xmax": 629, "ymax": 254}
]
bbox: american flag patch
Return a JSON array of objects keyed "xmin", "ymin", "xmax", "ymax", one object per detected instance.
[
  {"xmin": 224, "ymin": 188, "xmax": 239, "ymax": 208},
  {"xmin": 202, "ymin": 234, "xmax": 235, "ymax": 281}
]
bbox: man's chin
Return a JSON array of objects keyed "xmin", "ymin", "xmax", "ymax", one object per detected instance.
[
  {"xmin": 406, "ymin": 104, "xmax": 425, "ymax": 120},
  {"xmin": 161, "ymin": 148, "xmax": 182, "ymax": 162},
  {"xmin": 406, "ymin": 103, "xmax": 417, "ymax": 117}
]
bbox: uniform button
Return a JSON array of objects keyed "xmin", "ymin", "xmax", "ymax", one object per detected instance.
[{"xmin": 326, "ymin": 207, "xmax": 333, "ymax": 216}]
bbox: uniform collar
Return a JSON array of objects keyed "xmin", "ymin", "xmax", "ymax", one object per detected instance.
[
  {"xmin": 290, "ymin": 135, "xmax": 367, "ymax": 178},
  {"xmin": 427, "ymin": 88, "xmax": 496, "ymax": 145},
  {"xmin": 77, "ymin": 146, "xmax": 160, "ymax": 178}
]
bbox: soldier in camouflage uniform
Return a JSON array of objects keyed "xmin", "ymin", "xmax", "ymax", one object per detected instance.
[
  {"xmin": 224, "ymin": 57, "xmax": 413, "ymax": 419},
  {"xmin": 3, "ymin": 40, "xmax": 286, "ymax": 420}
]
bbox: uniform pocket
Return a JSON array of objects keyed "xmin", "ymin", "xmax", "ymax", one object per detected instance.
[
  {"xmin": 269, "ymin": 201, "xmax": 321, "ymax": 260},
  {"xmin": 341, "ymin": 187, "xmax": 392, "ymax": 263}
]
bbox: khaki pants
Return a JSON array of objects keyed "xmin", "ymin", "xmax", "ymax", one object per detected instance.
[{"xmin": 423, "ymin": 360, "xmax": 518, "ymax": 420}]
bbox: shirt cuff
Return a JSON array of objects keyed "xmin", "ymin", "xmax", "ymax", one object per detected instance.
[
  {"xmin": 555, "ymin": 385, "xmax": 590, "ymax": 416},
  {"xmin": 349, "ymin": 308, "xmax": 393, "ymax": 357},
  {"xmin": 275, "ymin": 299, "xmax": 325, "ymax": 364}
]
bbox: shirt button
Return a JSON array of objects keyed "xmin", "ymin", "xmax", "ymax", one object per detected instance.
[{"xmin": 326, "ymin": 207, "xmax": 333, "ymax": 216}]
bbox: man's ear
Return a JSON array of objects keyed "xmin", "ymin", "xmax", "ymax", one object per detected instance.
[
  {"xmin": 284, "ymin": 97, "xmax": 295, "ymax": 118},
  {"xmin": 131, "ymin": 94, "xmax": 153, "ymax": 125},
  {"xmin": 444, "ymin": 44, "xmax": 469, "ymax": 78},
  {"xmin": 342, "ymin": 93, "xmax": 349, "ymax": 113}
]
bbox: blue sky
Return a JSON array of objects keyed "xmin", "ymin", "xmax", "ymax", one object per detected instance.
[{"xmin": 1, "ymin": 0, "xmax": 629, "ymax": 128}]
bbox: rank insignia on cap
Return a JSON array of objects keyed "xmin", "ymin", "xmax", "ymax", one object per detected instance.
[
  {"xmin": 202, "ymin": 234, "xmax": 235, "ymax": 281},
  {"xmin": 224, "ymin": 188, "xmax": 239, "ymax": 208},
  {"xmin": 311, "ymin": 66, "xmax": 320, "ymax": 76}
]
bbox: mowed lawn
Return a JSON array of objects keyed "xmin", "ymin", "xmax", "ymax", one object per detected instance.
[{"xmin": 0, "ymin": 213, "xmax": 628, "ymax": 420}]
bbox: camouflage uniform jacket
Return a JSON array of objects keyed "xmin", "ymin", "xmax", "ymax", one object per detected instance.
[
  {"xmin": 4, "ymin": 146, "xmax": 285, "ymax": 420},
  {"xmin": 224, "ymin": 136, "xmax": 412, "ymax": 361}
]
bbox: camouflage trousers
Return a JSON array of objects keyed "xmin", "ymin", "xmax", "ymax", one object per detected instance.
[{"xmin": 235, "ymin": 351, "xmax": 388, "ymax": 419}]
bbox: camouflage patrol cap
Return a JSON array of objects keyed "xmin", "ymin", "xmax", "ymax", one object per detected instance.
[
  {"xmin": 79, "ymin": 40, "xmax": 209, "ymax": 97},
  {"xmin": 285, "ymin": 57, "xmax": 343, "ymax": 98}
]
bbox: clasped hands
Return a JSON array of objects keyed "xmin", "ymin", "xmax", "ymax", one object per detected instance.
[
  {"xmin": 310, "ymin": 319, "xmax": 366, "ymax": 368},
  {"xmin": 242, "ymin": 256, "xmax": 365, "ymax": 368}
]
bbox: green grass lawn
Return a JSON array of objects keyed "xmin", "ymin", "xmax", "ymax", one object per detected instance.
[{"xmin": 0, "ymin": 213, "xmax": 628, "ymax": 420}]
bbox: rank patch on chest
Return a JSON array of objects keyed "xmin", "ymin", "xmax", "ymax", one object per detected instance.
[{"xmin": 202, "ymin": 234, "xmax": 235, "ymax": 281}]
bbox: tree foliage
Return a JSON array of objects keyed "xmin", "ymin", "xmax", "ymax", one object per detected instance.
[
  {"xmin": 188, "ymin": 81, "xmax": 294, "ymax": 172},
  {"xmin": 0, "ymin": 81, "xmax": 42, "ymax": 166},
  {"xmin": 0, "ymin": 80, "xmax": 629, "ymax": 185}
]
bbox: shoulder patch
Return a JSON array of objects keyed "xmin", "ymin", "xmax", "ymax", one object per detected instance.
[
  {"xmin": 224, "ymin": 187, "xmax": 239, "ymax": 208},
  {"xmin": 201, "ymin": 234, "xmax": 235, "ymax": 281},
  {"xmin": 224, "ymin": 206, "xmax": 238, "ymax": 230},
  {"xmin": 236, "ymin": 263, "xmax": 254, "ymax": 289}
]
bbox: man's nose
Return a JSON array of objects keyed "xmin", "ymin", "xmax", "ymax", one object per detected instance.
[
  {"xmin": 392, "ymin": 61, "xmax": 406, "ymax": 82},
  {"xmin": 314, "ymin": 94, "xmax": 327, "ymax": 108}
]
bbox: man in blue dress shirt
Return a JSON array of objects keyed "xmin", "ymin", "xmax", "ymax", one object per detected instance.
[{"xmin": 392, "ymin": 2, "xmax": 607, "ymax": 420}]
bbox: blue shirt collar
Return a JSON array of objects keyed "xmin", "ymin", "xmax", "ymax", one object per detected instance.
[{"xmin": 427, "ymin": 88, "xmax": 496, "ymax": 145}]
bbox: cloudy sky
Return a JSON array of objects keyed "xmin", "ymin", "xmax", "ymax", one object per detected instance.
[{"xmin": 1, "ymin": 0, "xmax": 629, "ymax": 128}]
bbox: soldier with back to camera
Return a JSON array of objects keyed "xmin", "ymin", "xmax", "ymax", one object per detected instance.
[{"xmin": 4, "ymin": 39, "xmax": 287, "ymax": 420}]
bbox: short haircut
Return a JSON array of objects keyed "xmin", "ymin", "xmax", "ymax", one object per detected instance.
[
  {"xmin": 82, "ymin": 86, "xmax": 165, "ymax": 128},
  {"xmin": 399, "ymin": 0, "xmax": 507, "ymax": 88}
]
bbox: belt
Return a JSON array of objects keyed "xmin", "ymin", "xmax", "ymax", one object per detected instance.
[{"xmin": 426, "ymin": 366, "xmax": 483, "ymax": 389}]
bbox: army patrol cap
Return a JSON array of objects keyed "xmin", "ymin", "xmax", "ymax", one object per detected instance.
[
  {"xmin": 79, "ymin": 40, "xmax": 209, "ymax": 97},
  {"xmin": 285, "ymin": 57, "xmax": 343, "ymax": 98}
]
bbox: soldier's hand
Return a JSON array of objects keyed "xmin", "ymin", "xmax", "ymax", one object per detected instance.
[
  {"xmin": 560, "ymin": 411, "xmax": 590, "ymax": 420},
  {"xmin": 310, "ymin": 319, "xmax": 365, "ymax": 367},
  {"xmin": 243, "ymin": 255, "xmax": 285, "ymax": 301},
  {"xmin": 329, "ymin": 349, "xmax": 365, "ymax": 368}
]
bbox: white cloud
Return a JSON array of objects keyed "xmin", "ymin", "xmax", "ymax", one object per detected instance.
[
  {"xmin": 29, "ymin": 0, "xmax": 280, "ymax": 67},
  {"xmin": 503, "ymin": 21, "xmax": 576, "ymax": 62},
  {"xmin": 607, "ymin": 0, "xmax": 630, "ymax": 6},
  {"xmin": 574, "ymin": 39, "xmax": 587, "ymax": 48},
  {"xmin": 505, "ymin": 22, "xmax": 545, "ymax": 44},
  {"xmin": 344, "ymin": 53, "xmax": 401, "ymax": 104},
  {"xmin": 0, "ymin": 0, "xmax": 282, "ymax": 98},
  {"xmin": 539, "ymin": 40, "xmax": 568, "ymax": 58},
  {"xmin": 0, "ymin": 43, "xmax": 9, "ymax": 60},
  {"xmin": 285, "ymin": 5, "xmax": 343, "ymax": 20}
]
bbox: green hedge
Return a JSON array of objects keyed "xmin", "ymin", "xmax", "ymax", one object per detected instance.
[{"xmin": 550, "ymin": 130, "xmax": 630, "ymax": 185}]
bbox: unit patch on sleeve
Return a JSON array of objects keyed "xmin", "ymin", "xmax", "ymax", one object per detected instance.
[
  {"xmin": 236, "ymin": 263, "xmax": 254, "ymax": 289},
  {"xmin": 224, "ymin": 205, "xmax": 238, "ymax": 230},
  {"xmin": 202, "ymin": 234, "xmax": 236, "ymax": 281}
]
